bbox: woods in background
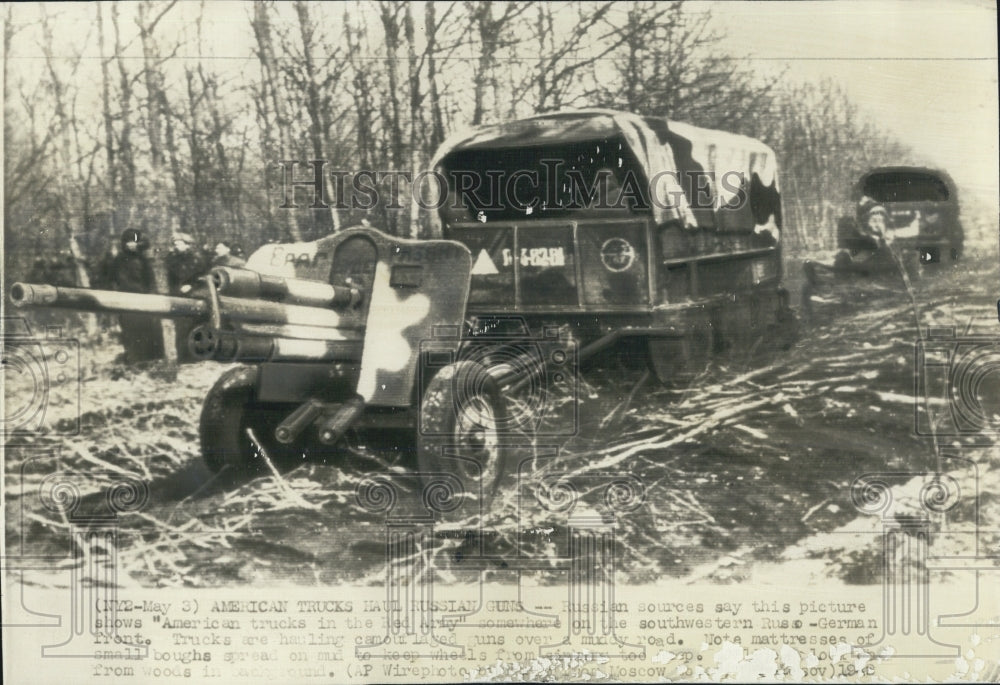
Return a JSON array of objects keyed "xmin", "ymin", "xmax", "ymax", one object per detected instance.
[{"xmin": 4, "ymin": 0, "xmax": 919, "ymax": 287}]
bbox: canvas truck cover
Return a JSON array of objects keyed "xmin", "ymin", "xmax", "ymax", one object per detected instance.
[{"xmin": 427, "ymin": 109, "xmax": 781, "ymax": 238}]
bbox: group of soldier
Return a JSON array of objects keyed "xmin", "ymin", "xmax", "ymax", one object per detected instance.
[{"xmin": 29, "ymin": 228, "xmax": 248, "ymax": 364}]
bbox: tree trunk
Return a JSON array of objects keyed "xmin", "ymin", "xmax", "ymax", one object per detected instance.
[
  {"xmin": 137, "ymin": 0, "xmax": 179, "ymax": 366},
  {"xmin": 404, "ymin": 3, "xmax": 421, "ymax": 237},
  {"xmin": 97, "ymin": 3, "xmax": 117, "ymax": 240},
  {"xmin": 39, "ymin": 10, "xmax": 96, "ymax": 334},
  {"xmin": 252, "ymin": 1, "xmax": 302, "ymax": 241},
  {"xmin": 425, "ymin": 2, "xmax": 445, "ymax": 149},
  {"xmin": 295, "ymin": 1, "xmax": 340, "ymax": 233}
]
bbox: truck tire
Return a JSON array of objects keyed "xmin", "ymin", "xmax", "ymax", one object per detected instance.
[
  {"xmin": 647, "ymin": 318, "xmax": 714, "ymax": 387},
  {"xmin": 200, "ymin": 365, "xmax": 300, "ymax": 475},
  {"xmin": 416, "ymin": 361, "xmax": 510, "ymax": 508}
]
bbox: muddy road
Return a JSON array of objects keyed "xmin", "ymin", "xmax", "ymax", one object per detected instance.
[{"xmin": 4, "ymin": 249, "xmax": 999, "ymax": 588}]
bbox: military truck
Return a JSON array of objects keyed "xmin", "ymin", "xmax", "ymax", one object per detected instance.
[
  {"xmin": 10, "ymin": 109, "xmax": 796, "ymax": 503},
  {"xmin": 839, "ymin": 166, "xmax": 963, "ymax": 264},
  {"xmin": 426, "ymin": 109, "xmax": 794, "ymax": 386}
]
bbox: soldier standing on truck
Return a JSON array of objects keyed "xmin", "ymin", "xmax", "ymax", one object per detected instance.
[{"xmin": 110, "ymin": 228, "xmax": 165, "ymax": 363}]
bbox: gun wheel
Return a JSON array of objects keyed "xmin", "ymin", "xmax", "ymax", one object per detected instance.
[
  {"xmin": 200, "ymin": 365, "xmax": 301, "ymax": 475},
  {"xmin": 416, "ymin": 360, "xmax": 510, "ymax": 508}
]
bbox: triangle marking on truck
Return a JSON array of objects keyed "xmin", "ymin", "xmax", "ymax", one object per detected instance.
[{"xmin": 471, "ymin": 249, "xmax": 499, "ymax": 275}]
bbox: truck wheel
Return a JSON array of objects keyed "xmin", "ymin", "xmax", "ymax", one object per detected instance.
[
  {"xmin": 200, "ymin": 365, "xmax": 299, "ymax": 475},
  {"xmin": 647, "ymin": 320, "xmax": 713, "ymax": 387},
  {"xmin": 416, "ymin": 361, "xmax": 510, "ymax": 508}
]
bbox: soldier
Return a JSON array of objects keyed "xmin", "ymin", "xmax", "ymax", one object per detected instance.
[
  {"xmin": 836, "ymin": 199, "xmax": 895, "ymax": 274},
  {"xmin": 27, "ymin": 256, "xmax": 51, "ymax": 284},
  {"xmin": 166, "ymin": 232, "xmax": 208, "ymax": 295},
  {"xmin": 802, "ymin": 200, "xmax": 907, "ymax": 313},
  {"xmin": 855, "ymin": 198, "xmax": 890, "ymax": 243},
  {"xmin": 110, "ymin": 228, "xmax": 165, "ymax": 363},
  {"xmin": 805, "ymin": 200, "xmax": 894, "ymax": 282}
]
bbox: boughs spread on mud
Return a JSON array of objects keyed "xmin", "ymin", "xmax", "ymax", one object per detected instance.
[{"xmin": 4, "ymin": 256, "xmax": 998, "ymax": 587}]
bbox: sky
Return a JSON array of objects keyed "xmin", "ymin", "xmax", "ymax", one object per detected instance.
[{"xmin": 709, "ymin": 0, "xmax": 998, "ymax": 211}]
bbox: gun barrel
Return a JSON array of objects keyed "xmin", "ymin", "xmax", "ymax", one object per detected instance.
[
  {"xmin": 9, "ymin": 282, "xmax": 361, "ymax": 330},
  {"xmin": 211, "ymin": 267, "xmax": 362, "ymax": 309},
  {"xmin": 317, "ymin": 396, "xmax": 365, "ymax": 445},
  {"xmin": 188, "ymin": 325, "xmax": 363, "ymax": 363},
  {"xmin": 9, "ymin": 283, "xmax": 207, "ymax": 318}
]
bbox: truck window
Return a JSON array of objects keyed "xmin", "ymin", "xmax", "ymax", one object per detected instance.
[{"xmin": 862, "ymin": 172, "xmax": 950, "ymax": 203}]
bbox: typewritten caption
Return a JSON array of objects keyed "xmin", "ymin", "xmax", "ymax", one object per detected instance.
[{"xmin": 6, "ymin": 581, "xmax": 995, "ymax": 683}]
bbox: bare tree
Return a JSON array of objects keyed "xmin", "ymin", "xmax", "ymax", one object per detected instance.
[
  {"xmin": 291, "ymin": 1, "xmax": 345, "ymax": 232},
  {"xmin": 750, "ymin": 79, "xmax": 915, "ymax": 251},
  {"xmin": 466, "ymin": 1, "xmax": 529, "ymax": 125},
  {"xmin": 38, "ymin": 8, "xmax": 97, "ymax": 299},
  {"xmin": 529, "ymin": 2, "xmax": 663, "ymax": 113},
  {"xmin": 344, "ymin": 6, "xmax": 379, "ymax": 172},
  {"xmin": 136, "ymin": 0, "xmax": 181, "ymax": 364},
  {"xmin": 111, "ymin": 3, "xmax": 138, "ymax": 229},
  {"xmin": 4, "ymin": 0, "xmax": 920, "ymax": 279},
  {"xmin": 593, "ymin": 1, "xmax": 779, "ymax": 132},
  {"xmin": 251, "ymin": 1, "xmax": 303, "ymax": 241},
  {"xmin": 378, "ymin": 1, "xmax": 405, "ymax": 174},
  {"xmin": 424, "ymin": 2, "xmax": 447, "ymax": 148}
]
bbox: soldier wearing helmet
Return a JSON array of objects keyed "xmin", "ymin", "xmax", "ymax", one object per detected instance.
[
  {"xmin": 855, "ymin": 197, "xmax": 890, "ymax": 246},
  {"xmin": 110, "ymin": 228, "xmax": 165, "ymax": 363},
  {"xmin": 167, "ymin": 232, "xmax": 209, "ymax": 295},
  {"xmin": 802, "ymin": 198, "xmax": 906, "ymax": 310}
]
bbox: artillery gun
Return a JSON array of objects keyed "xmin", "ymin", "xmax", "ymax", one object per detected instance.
[{"xmin": 10, "ymin": 226, "xmax": 537, "ymax": 503}]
